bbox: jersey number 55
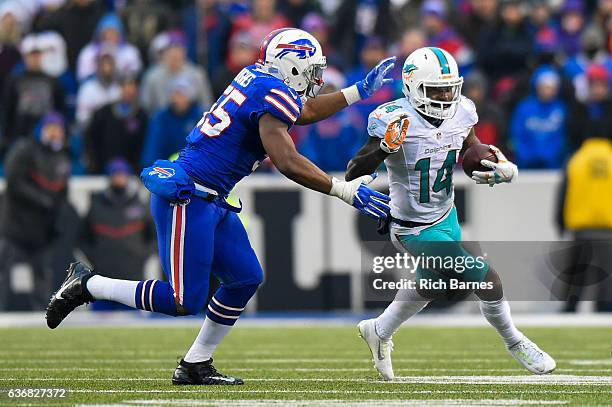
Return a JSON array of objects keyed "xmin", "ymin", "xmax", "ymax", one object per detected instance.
[{"xmin": 197, "ymin": 85, "xmax": 247, "ymax": 138}]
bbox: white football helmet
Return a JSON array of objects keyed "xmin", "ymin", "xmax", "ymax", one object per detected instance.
[
  {"xmin": 402, "ymin": 47, "xmax": 463, "ymax": 120},
  {"xmin": 256, "ymin": 28, "xmax": 327, "ymax": 99}
]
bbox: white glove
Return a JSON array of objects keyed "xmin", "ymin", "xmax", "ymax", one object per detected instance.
[
  {"xmin": 471, "ymin": 145, "xmax": 518, "ymax": 187},
  {"xmin": 330, "ymin": 174, "xmax": 390, "ymax": 219}
]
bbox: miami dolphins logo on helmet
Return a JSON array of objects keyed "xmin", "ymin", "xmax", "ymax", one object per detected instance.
[
  {"xmin": 275, "ymin": 39, "xmax": 316, "ymax": 60},
  {"xmin": 403, "ymin": 63, "xmax": 418, "ymax": 81}
]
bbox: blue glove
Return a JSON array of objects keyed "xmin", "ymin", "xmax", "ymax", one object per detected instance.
[
  {"xmin": 353, "ymin": 183, "xmax": 391, "ymax": 219},
  {"xmin": 330, "ymin": 174, "xmax": 391, "ymax": 220},
  {"xmin": 355, "ymin": 56, "xmax": 396, "ymax": 99}
]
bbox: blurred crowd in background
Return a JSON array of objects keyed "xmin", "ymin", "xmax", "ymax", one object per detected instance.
[
  {"xmin": 0, "ymin": 0, "xmax": 610, "ymax": 177},
  {"xmin": 0, "ymin": 0, "xmax": 610, "ymax": 311}
]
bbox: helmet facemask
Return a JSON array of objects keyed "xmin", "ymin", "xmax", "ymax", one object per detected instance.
[
  {"xmin": 413, "ymin": 79, "xmax": 463, "ymax": 120},
  {"xmin": 301, "ymin": 59, "xmax": 327, "ymax": 99}
]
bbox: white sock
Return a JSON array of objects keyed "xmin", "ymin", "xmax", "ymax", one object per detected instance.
[
  {"xmin": 184, "ymin": 317, "xmax": 232, "ymax": 362},
  {"xmin": 86, "ymin": 275, "xmax": 138, "ymax": 308},
  {"xmin": 479, "ymin": 298, "xmax": 523, "ymax": 348},
  {"xmin": 375, "ymin": 289, "xmax": 429, "ymax": 340}
]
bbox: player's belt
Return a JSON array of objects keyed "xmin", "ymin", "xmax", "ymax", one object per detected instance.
[
  {"xmin": 390, "ymin": 216, "xmax": 436, "ymax": 228},
  {"xmin": 390, "ymin": 207, "xmax": 452, "ymax": 229},
  {"xmin": 192, "ymin": 182, "xmax": 242, "ymax": 213},
  {"xmin": 193, "ymin": 183, "xmax": 218, "ymax": 202}
]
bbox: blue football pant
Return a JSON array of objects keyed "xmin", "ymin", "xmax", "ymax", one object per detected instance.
[{"xmin": 136, "ymin": 194, "xmax": 264, "ymax": 324}]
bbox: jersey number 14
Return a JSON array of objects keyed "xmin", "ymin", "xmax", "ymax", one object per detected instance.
[{"xmin": 414, "ymin": 150, "xmax": 457, "ymax": 204}]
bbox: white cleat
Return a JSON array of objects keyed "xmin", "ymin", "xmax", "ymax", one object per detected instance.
[
  {"xmin": 508, "ymin": 337, "xmax": 556, "ymax": 375},
  {"xmin": 357, "ymin": 319, "xmax": 395, "ymax": 381}
]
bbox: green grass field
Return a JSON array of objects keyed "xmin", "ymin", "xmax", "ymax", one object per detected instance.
[{"xmin": 0, "ymin": 325, "xmax": 611, "ymax": 406}]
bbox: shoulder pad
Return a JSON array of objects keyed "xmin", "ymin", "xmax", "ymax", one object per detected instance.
[
  {"xmin": 368, "ymin": 99, "xmax": 412, "ymax": 138},
  {"xmin": 457, "ymin": 96, "xmax": 478, "ymax": 128}
]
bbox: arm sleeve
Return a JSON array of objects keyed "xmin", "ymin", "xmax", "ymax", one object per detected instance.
[{"xmin": 256, "ymin": 84, "xmax": 303, "ymax": 129}]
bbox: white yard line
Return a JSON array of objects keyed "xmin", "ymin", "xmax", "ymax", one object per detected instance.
[
  {"xmin": 2, "ymin": 375, "xmax": 612, "ymax": 385},
  {"xmin": 0, "ymin": 357, "xmax": 603, "ymax": 364},
  {"xmin": 0, "ymin": 350, "xmax": 603, "ymax": 356},
  {"xmin": 1, "ymin": 367, "xmax": 611, "ymax": 373},
  {"xmin": 58, "ymin": 389, "xmax": 612, "ymax": 394},
  {"xmin": 2, "ymin": 311, "xmax": 612, "ymax": 328},
  {"xmin": 74, "ymin": 399, "xmax": 569, "ymax": 407},
  {"xmin": 568, "ymin": 359, "xmax": 612, "ymax": 366}
]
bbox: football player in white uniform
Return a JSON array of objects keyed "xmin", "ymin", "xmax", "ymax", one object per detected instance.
[{"xmin": 347, "ymin": 47, "xmax": 556, "ymax": 380}]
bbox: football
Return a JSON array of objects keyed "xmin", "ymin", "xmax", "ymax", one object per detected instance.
[{"xmin": 462, "ymin": 144, "xmax": 498, "ymax": 177}]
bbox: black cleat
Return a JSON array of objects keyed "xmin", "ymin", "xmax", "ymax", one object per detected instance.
[
  {"xmin": 46, "ymin": 262, "xmax": 95, "ymax": 329},
  {"xmin": 172, "ymin": 358, "xmax": 244, "ymax": 385}
]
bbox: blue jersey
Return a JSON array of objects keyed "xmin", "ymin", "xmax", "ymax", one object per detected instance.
[{"xmin": 176, "ymin": 64, "xmax": 303, "ymax": 196}]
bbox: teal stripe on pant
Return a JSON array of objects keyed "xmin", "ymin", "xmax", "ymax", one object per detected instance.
[{"xmin": 393, "ymin": 207, "xmax": 490, "ymax": 284}]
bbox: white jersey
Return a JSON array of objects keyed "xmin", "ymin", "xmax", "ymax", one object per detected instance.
[{"xmin": 368, "ymin": 96, "xmax": 478, "ymax": 225}]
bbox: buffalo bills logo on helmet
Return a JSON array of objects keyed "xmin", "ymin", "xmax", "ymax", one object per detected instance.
[
  {"xmin": 275, "ymin": 39, "xmax": 316, "ymax": 60},
  {"xmin": 149, "ymin": 167, "xmax": 175, "ymax": 179}
]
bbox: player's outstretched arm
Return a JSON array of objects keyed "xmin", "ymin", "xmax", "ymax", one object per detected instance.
[
  {"xmin": 259, "ymin": 114, "xmax": 390, "ymax": 219},
  {"xmin": 259, "ymin": 113, "xmax": 332, "ymax": 193},
  {"xmin": 346, "ymin": 115, "xmax": 409, "ymax": 181},
  {"xmin": 295, "ymin": 91, "xmax": 349, "ymax": 125},
  {"xmin": 296, "ymin": 57, "xmax": 396, "ymax": 125}
]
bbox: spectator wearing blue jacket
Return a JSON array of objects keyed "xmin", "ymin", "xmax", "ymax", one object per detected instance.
[
  {"xmin": 345, "ymin": 37, "xmax": 395, "ymax": 144},
  {"xmin": 510, "ymin": 66, "xmax": 568, "ymax": 169},
  {"xmin": 297, "ymin": 116, "xmax": 365, "ymax": 172},
  {"xmin": 140, "ymin": 77, "xmax": 201, "ymax": 167},
  {"xmin": 296, "ymin": 69, "xmax": 366, "ymax": 172}
]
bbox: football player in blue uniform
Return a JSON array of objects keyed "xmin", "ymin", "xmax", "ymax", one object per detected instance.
[{"xmin": 46, "ymin": 28, "xmax": 397, "ymax": 385}]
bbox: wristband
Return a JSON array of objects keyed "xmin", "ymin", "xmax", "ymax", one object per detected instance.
[
  {"xmin": 341, "ymin": 85, "xmax": 362, "ymax": 106},
  {"xmin": 329, "ymin": 177, "xmax": 353, "ymax": 204},
  {"xmin": 380, "ymin": 140, "xmax": 399, "ymax": 154}
]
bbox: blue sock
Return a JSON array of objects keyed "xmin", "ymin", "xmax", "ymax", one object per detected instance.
[
  {"xmin": 135, "ymin": 280, "xmax": 178, "ymax": 316},
  {"xmin": 205, "ymin": 284, "xmax": 259, "ymax": 326}
]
